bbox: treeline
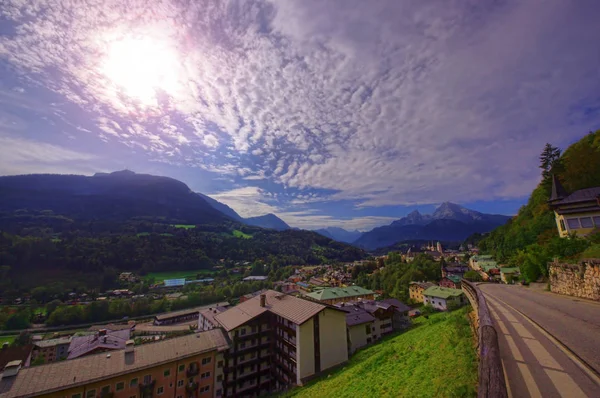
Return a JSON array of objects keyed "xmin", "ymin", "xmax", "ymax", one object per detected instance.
[
  {"xmin": 354, "ymin": 253, "xmax": 442, "ymax": 303},
  {"xmin": 479, "ymin": 131, "xmax": 600, "ymax": 281}
]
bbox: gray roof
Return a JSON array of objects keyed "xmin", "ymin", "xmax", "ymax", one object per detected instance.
[
  {"xmin": 67, "ymin": 330, "xmax": 130, "ymax": 359},
  {"xmin": 551, "ymin": 186, "xmax": 600, "ymax": 206},
  {"xmin": 33, "ymin": 337, "xmax": 71, "ymax": 348},
  {"xmin": 381, "ymin": 298, "xmax": 411, "ymax": 313},
  {"xmin": 549, "ymin": 174, "xmax": 568, "ymax": 202}
]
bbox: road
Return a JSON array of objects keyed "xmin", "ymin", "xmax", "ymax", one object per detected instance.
[{"xmin": 479, "ymin": 284, "xmax": 600, "ymax": 397}]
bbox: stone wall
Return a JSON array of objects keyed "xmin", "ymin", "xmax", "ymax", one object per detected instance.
[{"xmin": 549, "ymin": 259, "xmax": 600, "ymax": 301}]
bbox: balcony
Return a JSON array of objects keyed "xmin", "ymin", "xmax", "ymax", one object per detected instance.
[
  {"xmin": 185, "ymin": 382, "xmax": 199, "ymax": 393},
  {"xmin": 186, "ymin": 366, "xmax": 199, "ymax": 377},
  {"xmin": 138, "ymin": 380, "xmax": 156, "ymax": 398}
]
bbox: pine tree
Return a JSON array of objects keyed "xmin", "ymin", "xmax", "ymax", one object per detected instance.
[{"xmin": 539, "ymin": 143, "xmax": 561, "ymax": 181}]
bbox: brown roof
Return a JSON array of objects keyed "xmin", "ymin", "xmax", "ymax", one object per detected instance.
[
  {"xmin": 0, "ymin": 330, "xmax": 229, "ymax": 398},
  {"xmin": 214, "ymin": 290, "xmax": 327, "ymax": 331},
  {"xmin": 0, "ymin": 346, "xmax": 32, "ymax": 370}
]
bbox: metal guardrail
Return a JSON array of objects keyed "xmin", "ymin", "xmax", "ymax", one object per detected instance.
[{"xmin": 462, "ymin": 280, "xmax": 508, "ymax": 398}]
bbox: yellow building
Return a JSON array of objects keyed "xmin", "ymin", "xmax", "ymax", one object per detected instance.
[
  {"xmin": 548, "ymin": 175, "xmax": 600, "ymax": 238},
  {"xmin": 0, "ymin": 329, "xmax": 229, "ymax": 398},
  {"xmin": 408, "ymin": 282, "xmax": 436, "ymax": 303}
]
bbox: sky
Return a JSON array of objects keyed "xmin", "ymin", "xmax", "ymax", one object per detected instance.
[{"xmin": 1, "ymin": 0, "xmax": 600, "ymax": 231}]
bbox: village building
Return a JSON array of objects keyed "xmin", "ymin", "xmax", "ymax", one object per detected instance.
[
  {"xmin": 153, "ymin": 303, "xmax": 229, "ymax": 326},
  {"xmin": 0, "ymin": 330, "xmax": 229, "ymax": 398},
  {"xmin": 408, "ymin": 282, "xmax": 436, "ymax": 303},
  {"xmin": 303, "ymin": 286, "xmax": 375, "ymax": 305},
  {"xmin": 422, "ymin": 286, "xmax": 467, "ymax": 311},
  {"xmin": 441, "ymin": 264, "xmax": 469, "ymax": 278},
  {"xmin": 31, "ymin": 337, "xmax": 71, "ymax": 364},
  {"xmin": 198, "ymin": 290, "xmax": 349, "ymax": 395},
  {"xmin": 500, "ymin": 267, "xmax": 521, "ymax": 284},
  {"xmin": 439, "ymin": 275, "xmax": 462, "ymax": 289},
  {"xmin": 548, "ymin": 174, "xmax": 600, "ymax": 237},
  {"xmin": 67, "ymin": 329, "xmax": 131, "ymax": 360}
]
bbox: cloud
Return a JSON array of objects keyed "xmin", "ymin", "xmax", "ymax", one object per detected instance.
[
  {"xmin": 0, "ymin": 135, "xmax": 101, "ymax": 175},
  {"xmin": 1, "ymin": 0, "xmax": 599, "ymax": 215},
  {"xmin": 209, "ymin": 186, "xmax": 280, "ymax": 218}
]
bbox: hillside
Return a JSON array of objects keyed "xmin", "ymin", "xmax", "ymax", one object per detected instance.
[
  {"xmin": 355, "ymin": 202, "xmax": 510, "ymax": 250},
  {"xmin": 479, "ymin": 130, "xmax": 600, "ymax": 281},
  {"xmin": 283, "ymin": 308, "xmax": 477, "ymax": 398},
  {"xmin": 245, "ymin": 213, "xmax": 290, "ymax": 230}
]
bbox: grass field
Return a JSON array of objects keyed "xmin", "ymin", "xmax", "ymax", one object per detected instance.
[
  {"xmin": 283, "ymin": 307, "xmax": 477, "ymax": 398},
  {"xmin": 171, "ymin": 224, "xmax": 196, "ymax": 229},
  {"xmin": 232, "ymin": 230, "xmax": 253, "ymax": 239},
  {"xmin": 0, "ymin": 335, "xmax": 16, "ymax": 346},
  {"xmin": 144, "ymin": 269, "xmax": 216, "ymax": 281}
]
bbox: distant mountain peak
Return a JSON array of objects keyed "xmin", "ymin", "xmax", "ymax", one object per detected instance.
[
  {"xmin": 313, "ymin": 227, "xmax": 363, "ymax": 244},
  {"xmin": 245, "ymin": 213, "xmax": 290, "ymax": 231}
]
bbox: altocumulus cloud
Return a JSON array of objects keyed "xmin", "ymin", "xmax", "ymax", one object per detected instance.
[{"xmin": 1, "ymin": 0, "xmax": 600, "ymax": 225}]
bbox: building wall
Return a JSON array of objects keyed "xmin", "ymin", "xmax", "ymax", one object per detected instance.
[
  {"xmin": 347, "ymin": 323, "xmax": 372, "ymax": 354},
  {"xmin": 320, "ymin": 294, "xmax": 375, "ymax": 305},
  {"xmin": 549, "ymin": 260, "xmax": 600, "ymax": 301},
  {"xmin": 554, "ymin": 210, "xmax": 600, "ymax": 238},
  {"xmin": 296, "ymin": 318, "xmax": 315, "ymax": 384},
  {"xmin": 424, "ymin": 295, "xmax": 448, "ymax": 311},
  {"xmin": 317, "ymin": 308, "xmax": 348, "ymax": 373},
  {"xmin": 409, "ymin": 286, "xmax": 425, "ymax": 303},
  {"xmin": 37, "ymin": 350, "xmax": 218, "ymax": 398}
]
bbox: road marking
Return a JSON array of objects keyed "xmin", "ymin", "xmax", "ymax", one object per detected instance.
[
  {"xmin": 545, "ymin": 368, "xmax": 587, "ymax": 398},
  {"xmin": 524, "ymin": 339, "xmax": 563, "ymax": 370},
  {"xmin": 505, "ymin": 335, "xmax": 524, "ymax": 362},
  {"xmin": 496, "ymin": 319, "xmax": 509, "ymax": 335},
  {"xmin": 501, "ymin": 359, "xmax": 513, "ymax": 398},
  {"xmin": 517, "ymin": 362, "xmax": 542, "ymax": 398},
  {"xmin": 511, "ymin": 322, "xmax": 535, "ymax": 339}
]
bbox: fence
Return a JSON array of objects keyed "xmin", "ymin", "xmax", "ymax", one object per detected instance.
[{"xmin": 462, "ymin": 280, "xmax": 507, "ymax": 398}]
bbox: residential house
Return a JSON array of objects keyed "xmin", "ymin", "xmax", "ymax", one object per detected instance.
[
  {"xmin": 500, "ymin": 268, "xmax": 521, "ymax": 284},
  {"xmin": 422, "ymin": 286, "xmax": 467, "ymax": 311},
  {"xmin": 441, "ymin": 264, "xmax": 469, "ymax": 278},
  {"xmin": 304, "ymin": 286, "xmax": 375, "ymax": 305},
  {"xmin": 308, "ymin": 277, "xmax": 327, "ymax": 287},
  {"xmin": 32, "ymin": 337, "xmax": 71, "ymax": 364},
  {"xmin": 198, "ymin": 290, "xmax": 349, "ymax": 396},
  {"xmin": 0, "ymin": 330, "xmax": 229, "ymax": 398},
  {"xmin": 548, "ymin": 174, "xmax": 600, "ymax": 238},
  {"xmin": 439, "ymin": 275, "xmax": 462, "ymax": 289},
  {"xmin": 67, "ymin": 329, "xmax": 131, "ymax": 359},
  {"xmin": 118, "ymin": 272, "xmax": 136, "ymax": 283},
  {"xmin": 408, "ymin": 282, "xmax": 436, "ymax": 303}
]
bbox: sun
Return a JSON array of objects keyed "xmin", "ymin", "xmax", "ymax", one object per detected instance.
[{"xmin": 100, "ymin": 34, "xmax": 182, "ymax": 107}]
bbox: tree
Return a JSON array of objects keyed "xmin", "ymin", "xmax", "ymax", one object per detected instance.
[
  {"xmin": 463, "ymin": 270, "xmax": 482, "ymax": 282},
  {"xmin": 539, "ymin": 143, "xmax": 561, "ymax": 181}
]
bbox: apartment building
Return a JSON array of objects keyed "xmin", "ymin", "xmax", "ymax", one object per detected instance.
[
  {"xmin": 408, "ymin": 282, "xmax": 436, "ymax": 303},
  {"xmin": 198, "ymin": 290, "xmax": 348, "ymax": 396},
  {"xmin": 32, "ymin": 337, "xmax": 71, "ymax": 363},
  {"xmin": 304, "ymin": 286, "xmax": 375, "ymax": 305},
  {"xmin": 0, "ymin": 329, "xmax": 229, "ymax": 398}
]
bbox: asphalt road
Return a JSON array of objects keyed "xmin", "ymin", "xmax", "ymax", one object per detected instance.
[{"xmin": 480, "ymin": 283, "xmax": 600, "ymax": 397}]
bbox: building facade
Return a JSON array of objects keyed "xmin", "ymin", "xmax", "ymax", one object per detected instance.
[
  {"xmin": 198, "ymin": 290, "xmax": 348, "ymax": 396},
  {"xmin": 0, "ymin": 330, "xmax": 229, "ymax": 398},
  {"xmin": 439, "ymin": 276, "xmax": 461, "ymax": 289},
  {"xmin": 32, "ymin": 337, "xmax": 71, "ymax": 364},
  {"xmin": 408, "ymin": 282, "xmax": 436, "ymax": 303},
  {"xmin": 304, "ymin": 286, "xmax": 375, "ymax": 305},
  {"xmin": 423, "ymin": 286, "xmax": 467, "ymax": 311},
  {"xmin": 548, "ymin": 175, "xmax": 600, "ymax": 238}
]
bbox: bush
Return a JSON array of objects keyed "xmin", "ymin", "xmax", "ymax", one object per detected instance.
[{"xmin": 463, "ymin": 270, "xmax": 482, "ymax": 282}]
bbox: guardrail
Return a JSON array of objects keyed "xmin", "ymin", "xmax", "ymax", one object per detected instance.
[{"xmin": 462, "ymin": 280, "xmax": 508, "ymax": 398}]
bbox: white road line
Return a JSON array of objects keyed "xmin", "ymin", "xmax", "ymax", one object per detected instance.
[
  {"xmin": 545, "ymin": 368, "xmax": 587, "ymax": 398},
  {"xmin": 511, "ymin": 322, "xmax": 535, "ymax": 340},
  {"xmin": 517, "ymin": 362, "xmax": 542, "ymax": 398},
  {"xmin": 524, "ymin": 339, "xmax": 563, "ymax": 370},
  {"xmin": 505, "ymin": 335, "xmax": 524, "ymax": 362}
]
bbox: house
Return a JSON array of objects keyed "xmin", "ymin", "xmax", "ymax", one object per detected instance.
[
  {"xmin": 303, "ymin": 286, "xmax": 375, "ymax": 305},
  {"xmin": 198, "ymin": 290, "xmax": 348, "ymax": 395},
  {"xmin": 500, "ymin": 267, "xmax": 520, "ymax": 284},
  {"xmin": 308, "ymin": 277, "xmax": 327, "ymax": 287},
  {"xmin": 422, "ymin": 286, "xmax": 467, "ymax": 311},
  {"xmin": 31, "ymin": 337, "xmax": 71, "ymax": 363},
  {"xmin": 67, "ymin": 329, "xmax": 131, "ymax": 359},
  {"xmin": 0, "ymin": 330, "xmax": 229, "ymax": 398},
  {"xmin": 408, "ymin": 282, "xmax": 436, "ymax": 303},
  {"xmin": 118, "ymin": 272, "xmax": 136, "ymax": 282},
  {"xmin": 548, "ymin": 174, "xmax": 600, "ymax": 237},
  {"xmin": 439, "ymin": 275, "xmax": 462, "ymax": 289},
  {"xmin": 340, "ymin": 306, "xmax": 376, "ymax": 354},
  {"xmin": 441, "ymin": 264, "xmax": 469, "ymax": 278}
]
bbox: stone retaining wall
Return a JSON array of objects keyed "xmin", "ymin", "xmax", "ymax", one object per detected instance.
[{"xmin": 549, "ymin": 259, "xmax": 600, "ymax": 301}]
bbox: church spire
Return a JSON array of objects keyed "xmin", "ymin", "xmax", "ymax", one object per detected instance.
[{"xmin": 549, "ymin": 174, "xmax": 568, "ymax": 203}]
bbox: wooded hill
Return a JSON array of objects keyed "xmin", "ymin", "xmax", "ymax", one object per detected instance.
[{"xmin": 479, "ymin": 130, "xmax": 600, "ymax": 281}]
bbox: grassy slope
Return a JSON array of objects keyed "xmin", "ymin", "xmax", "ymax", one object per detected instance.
[
  {"xmin": 233, "ymin": 230, "xmax": 253, "ymax": 239},
  {"xmin": 143, "ymin": 269, "xmax": 215, "ymax": 281},
  {"xmin": 283, "ymin": 307, "xmax": 477, "ymax": 398},
  {"xmin": 0, "ymin": 335, "xmax": 16, "ymax": 345}
]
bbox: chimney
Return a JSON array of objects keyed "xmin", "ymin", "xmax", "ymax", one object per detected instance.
[
  {"xmin": 99, "ymin": 329, "xmax": 107, "ymax": 337},
  {"xmin": 1, "ymin": 360, "xmax": 22, "ymax": 380},
  {"xmin": 260, "ymin": 294, "xmax": 266, "ymax": 307}
]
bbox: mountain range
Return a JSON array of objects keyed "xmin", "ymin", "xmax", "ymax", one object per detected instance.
[
  {"xmin": 313, "ymin": 227, "xmax": 363, "ymax": 243},
  {"xmin": 354, "ymin": 202, "xmax": 511, "ymax": 250}
]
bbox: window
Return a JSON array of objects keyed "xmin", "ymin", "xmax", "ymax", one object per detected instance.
[
  {"xmin": 241, "ymin": 328, "xmax": 246, "ymax": 336},
  {"xmin": 86, "ymin": 390, "xmax": 95, "ymax": 398},
  {"xmin": 580, "ymin": 217, "xmax": 594, "ymax": 228},
  {"xmin": 164, "ymin": 369, "xmax": 171, "ymax": 377},
  {"xmin": 217, "ymin": 360, "xmax": 223, "ymax": 368},
  {"xmin": 130, "ymin": 378, "xmax": 138, "ymax": 387},
  {"xmin": 71, "ymin": 394, "xmax": 81, "ymax": 398},
  {"xmin": 143, "ymin": 375, "xmax": 152, "ymax": 384},
  {"xmin": 239, "ymin": 342, "xmax": 246, "ymax": 349},
  {"xmin": 116, "ymin": 382, "xmax": 125, "ymax": 392},
  {"xmin": 177, "ymin": 380, "xmax": 184, "ymax": 387},
  {"xmin": 217, "ymin": 375, "xmax": 223, "ymax": 382},
  {"xmin": 234, "ymin": 330, "xmax": 239, "ymax": 337},
  {"xmin": 240, "ymin": 355, "xmax": 245, "ymax": 362},
  {"xmin": 202, "ymin": 357, "xmax": 211, "ymax": 365},
  {"xmin": 178, "ymin": 364, "xmax": 185, "ymax": 372},
  {"xmin": 157, "ymin": 386, "xmax": 164, "ymax": 395},
  {"xmin": 216, "ymin": 389, "xmax": 222, "ymax": 397},
  {"xmin": 594, "ymin": 216, "xmax": 600, "ymax": 227},
  {"xmin": 559, "ymin": 219, "xmax": 566, "ymax": 231},
  {"xmin": 101, "ymin": 386, "xmax": 110, "ymax": 395},
  {"xmin": 200, "ymin": 385, "xmax": 210, "ymax": 393},
  {"xmin": 567, "ymin": 218, "xmax": 580, "ymax": 229},
  {"xmin": 365, "ymin": 325, "xmax": 371, "ymax": 334},
  {"xmin": 200, "ymin": 372, "xmax": 210, "ymax": 379}
]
